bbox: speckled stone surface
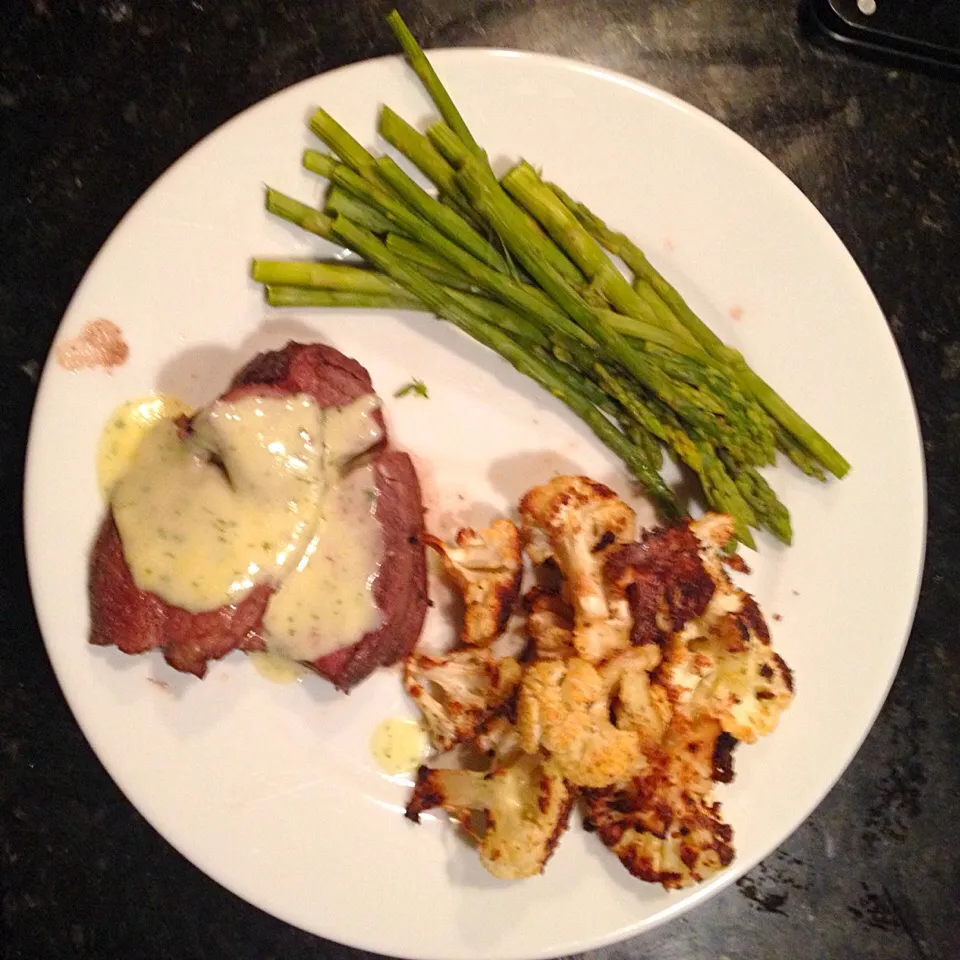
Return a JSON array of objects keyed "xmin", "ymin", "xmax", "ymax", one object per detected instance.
[{"xmin": 1, "ymin": 1, "xmax": 958, "ymax": 958}]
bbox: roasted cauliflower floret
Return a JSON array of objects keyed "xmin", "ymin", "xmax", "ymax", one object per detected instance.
[
  {"xmin": 406, "ymin": 749, "xmax": 575, "ymax": 880},
  {"xmin": 584, "ymin": 711, "xmax": 733, "ymax": 890},
  {"xmin": 688, "ymin": 594, "xmax": 794, "ymax": 744},
  {"xmin": 649, "ymin": 518, "xmax": 794, "ymax": 742},
  {"xmin": 404, "ymin": 649, "xmax": 522, "ymax": 753},
  {"xmin": 604, "ymin": 513, "xmax": 792, "ymax": 743},
  {"xmin": 474, "ymin": 715, "xmax": 524, "ymax": 766},
  {"xmin": 524, "ymin": 587, "xmax": 576, "ymax": 661},
  {"xmin": 601, "ymin": 647, "xmax": 670, "ymax": 747},
  {"xmin": 604, "ymin": 518, "xmax": 722, "ymax": 648},
  {"xmin": 520, "ymin": 476, "xmax": 636, "ymax": 663},
  {"xmin": 583, "ymin": 513, "xmax": 793, "ymax": 888},
  {"xmin": 425, "ymin": 519, "xmax": 523, "ymax": 647},
  {"xmin": 517, "ymin": 658, "xmax": 641, "ymax": 787},
  {"xmin": 690, "ymin": 513, "xmax": 737, "ymax": 579}
]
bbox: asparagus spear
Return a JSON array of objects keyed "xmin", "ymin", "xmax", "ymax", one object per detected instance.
[
  {"xmin": 502, "ymin": 162, "xmax": 697, "ymax": 347},
  {"xmin": 386, "ymin": 10, "xmax": 484, "ymax": 159},
  {"xmin": 331, "ymin": 212, "xmax": 679, "ymax": 516},
  {"xmin": 373, "ymin": 154, "xmax": 510, "ymax": 272},
  {"xmin": 265, "ymin": 188, "xmax": 338, "ymax": 243},
  {"xmin": 250, "ymin": 256, "xmax": 556, "ymax": 356},
  {"xmin": 426, "ymin": 122, "xmax": 588, "ymax": 289},
  {"xmin": 547, "ymin": 178, "xmax": 851, "ymax": 478},
  {"xmin": 308, "ymin": 108, "xmax": 380, "ymax": 181},
  {"xmin": 324, "ymin": 186, "xmax": 397, "ymax": 235},
  {"xmin": 252, "ymin": 260, "xmax": 401, "ymax": 292},
  {"xmin": 378, "ymin": 105, "xmax": 476, "ymax": 220},
  {"xmin": 387, "ymin": 7, "xmax": 561, "ymax": 292},
  {"xmin": 263, "ymin": 281, "xmax": 552, "ymax": 351},
  {"xmin": 739, "ymin": 366, "xmax": 850, "ymax": 478},
  {"xmin": 266, "ymin": 286, "xmax": 421, "ymax": 310},
  {"xmin": 775, "ymin": 427, "xmax": 827, "ymax": 481},
  {"xmin": 719, "ymin": 452, "xmax": 792, "ymax": 545},
  {"xmin": 300, "ymin": 149, "xmax": 593, "ymax": 348}
]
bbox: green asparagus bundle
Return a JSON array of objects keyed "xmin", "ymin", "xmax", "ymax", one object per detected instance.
[{"xmin": 250, "ymin": 10, "xmax": 850, "ymax": 548}]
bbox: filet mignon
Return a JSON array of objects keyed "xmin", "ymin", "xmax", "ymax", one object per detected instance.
[{"xmin": 89, "ymin": 341, "xmax": 429, "ymax": 690}]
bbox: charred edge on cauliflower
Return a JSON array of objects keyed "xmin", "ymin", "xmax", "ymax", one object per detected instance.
[
  {"xmin": 546, "ymin": 788, "xmax": 577, "ymax": 858},
  {"xmin": 523, "ymin": 586, "xmax": 576, "ymax": 662},
  {"xmin": 711, "ymin": 732, "xmax": 738, "ymax": 784},
  {"xmin": 773, "ymin": 653, "xmax": 794, "ymax": 694},
  {"xmin": 582, "ymin": 751, "xmax": 736, "ymax": 890},
  {"xmin": 404, "ymin": 649, "xmax": 522, "ymax": 753},
  {"xmin": 740, "ymin": 592, "xmax": 770, "ymax": 644},
  {"xmin": 405, "ymin": 765, "xmax": 443, "ymax": 822},
  {"xmin": 605, "ymin": 522, "xmax": 717, "ymax": 647},
  {"xmin": 405, "ymin": 754, "xmax": 576, "ymax": 880},
  {"xmin": 519, "ymin": 476, "xmax": 638, "ymax": 665},
  {"xmin": 424, "ymin": 519, "xmax": 523, "ymax": 647}
]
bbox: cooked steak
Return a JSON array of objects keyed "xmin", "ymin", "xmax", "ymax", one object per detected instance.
[{"xmin": 89, "ymin": 341, "xmax": 428, "ymax": 690}]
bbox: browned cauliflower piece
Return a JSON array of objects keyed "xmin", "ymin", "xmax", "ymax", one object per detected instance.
[
  {"xmin": 584, "ymin": 710, "xmax": 734, "ymax": 890},
  {"xmin": 519, "ymin": 476, "xmax": 636, "ymax": 663},
  {"xmin": 647, "ymin": 516, "xmax": 794, "ymax": 744},
  {"xmin": 406, "ymin": 748, "xmax": 575, "ymax": 880},
  {"xmin": 517, "ymin": 657, "xmax": 642, "ymax": 787},
  {"xmin": 584, "ymin": 513, "xmax": 794, "ymax": 889},
  {"xmin": 690, "ymin": 513, "xmax": 737, "ymax": 579},
  {"xmin": 603, "ymin": 517, "xmax": 723, "ymax": 648},
  {"xmin": 603, "ymin": 513, "xmax": 792, "ymax": 744},
  {"xmin": 404, "ymin": 649, "xmax": 522, "ymax": 753},
  {"xmin": 524, "ymin": 587, "xmax": 576, "ymax": 661},
  {"xmin": 686, "ymin": 593, "xmax": 795, "ymax": 744},
  {"xmin": 474, "ymin": 715, "xmax": 524, "ymax": 765},
  {"xmin": 425, "ymin": 519, "xmax": 523, "ymax": 647},
  {"xmin": 601, "ymin": 647, "xmax": 670, "ymax": 747}
]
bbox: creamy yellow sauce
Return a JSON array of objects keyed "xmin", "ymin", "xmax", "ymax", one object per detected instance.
[
  {"xmin": 248, "ymin": 650, "xmax": 307, "ymax": 684},
  {"xmin": 107, "ymin": 390, "xmax": 386, "ymax": 661},
  {"xmin": 112, "ymin": 393, "xmax": 325, "ymax": 611},
  {"xmin": 97, "ymin": 394, "xmax": 193, "ymax": 498},
  {"xmin": 371, "ymin": 718, "xmax": 429, "ymax": 776},
  {"xmin": 263, "ymin": 460, "xmax": 383, "ymax": 661},
  {"xmin": 321, "ymin": 394, "xmax": 383, "ymax": 469}
]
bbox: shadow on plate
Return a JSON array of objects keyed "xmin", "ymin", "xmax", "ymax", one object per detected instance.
[{"xmin": 153, "ymin": 317, "xmax": 325, "ymax": 404}]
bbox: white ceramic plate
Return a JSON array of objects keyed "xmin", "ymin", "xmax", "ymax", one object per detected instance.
[{"xmin": 24, "ymin": 50, "xmax": 925, "ymax": 960}]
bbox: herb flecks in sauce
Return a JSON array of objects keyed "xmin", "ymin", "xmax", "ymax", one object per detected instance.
[
  {"xmin": 371, "ymin": 717, "xmax": 429, "ymax": 777},
  {"xmin": 97, "ymin": 394, "xmax": 194, "ymax": 499},
  {"xmin": 109, "ymin": 392, "xmax": 386, "ymax": 661}
]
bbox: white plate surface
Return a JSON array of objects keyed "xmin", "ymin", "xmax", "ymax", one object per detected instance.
[{"xmin": 24, "ymin": 50, "xmax": 925, "ymax": 960}]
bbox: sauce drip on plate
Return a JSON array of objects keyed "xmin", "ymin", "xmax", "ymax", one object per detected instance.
[{"xmin": 371, "ymin": 718, "xmax": 429, "ymax": 776}]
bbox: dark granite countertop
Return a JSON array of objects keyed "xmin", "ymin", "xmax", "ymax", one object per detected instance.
[{"xmin": 2, "ymin": 1, "xmax": 958, "ymax": 958}]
